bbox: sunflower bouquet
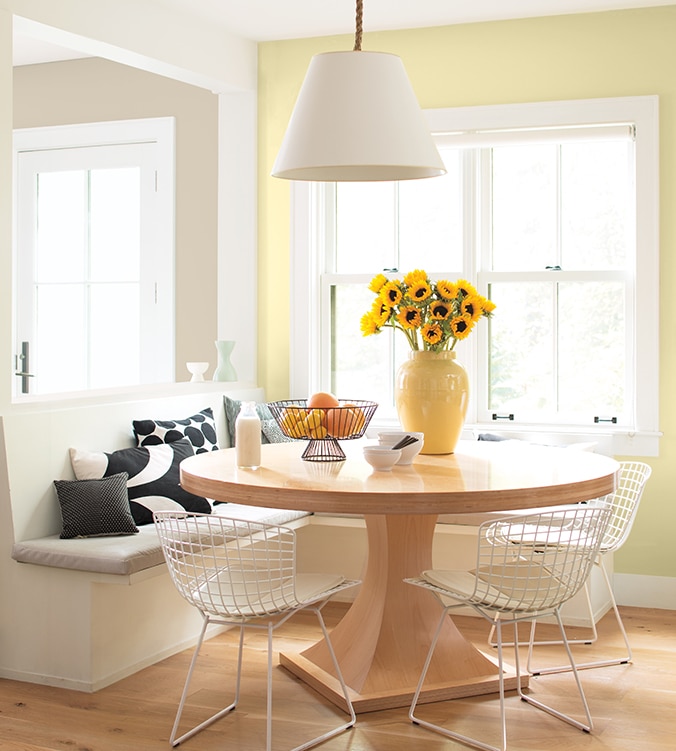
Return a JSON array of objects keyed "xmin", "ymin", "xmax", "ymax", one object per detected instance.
[{"xmin": 360, "ymin": 270, "xmax": 495, "ymax": 351}]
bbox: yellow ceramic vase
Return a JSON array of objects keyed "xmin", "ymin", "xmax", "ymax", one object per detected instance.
[{"xmin": 394, "ymin": 350, "xmax": 469, "ymax": 454}]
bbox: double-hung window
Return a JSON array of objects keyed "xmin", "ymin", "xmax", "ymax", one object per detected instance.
[{"xmin": 290, "ymin": 97, "xmax": 660, "ymax": 455}]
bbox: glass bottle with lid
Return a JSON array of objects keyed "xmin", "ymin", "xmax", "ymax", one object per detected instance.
[{"xmin": 235, "ymin": 401, "xmax": 261, "ymax": 469}]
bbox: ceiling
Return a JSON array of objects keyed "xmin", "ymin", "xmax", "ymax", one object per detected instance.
[{"xmin": 13, "ymin": 0, "xmax": 674, "ymax": 65}]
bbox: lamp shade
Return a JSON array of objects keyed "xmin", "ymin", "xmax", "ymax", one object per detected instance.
[{"xmin": 272, "ymin": 51, "xmax": 446, "ymax": 181}]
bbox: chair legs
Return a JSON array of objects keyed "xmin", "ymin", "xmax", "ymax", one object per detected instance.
[
  {"xmin": 526, "ymin": 559, "xmax": 632, "ymax": 676},
  {"xmin": 169, "ymin": 607, "xmax": 356, "ymax": 750},
  {"xmin": 410, "ymin": 609, "xmax": 594, "ymax": 751},
  {"xmin": 170, "ymin": 617, "xmax": 244, "ymax": 746},
  {"xmin": 488, "ymin": 580, "xmax": 598, "ymax": 650}
]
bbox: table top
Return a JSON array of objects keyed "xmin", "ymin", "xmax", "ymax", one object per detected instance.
[{"xmin": 180, "ymin": 439, "xmax": 619, "ymax": 515}]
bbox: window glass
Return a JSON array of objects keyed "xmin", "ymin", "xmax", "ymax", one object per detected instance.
[
  {"xmin": 399, "ymin": 148, "xmax": 463, "ymax": 271},
  {"xmin": 557, "ymin": 281, "xmax": 626, "ymax": 414},
  {"xmin": 90, "ymin": 167, "xmax": 141, "ymax": 282},
  {"xmin": 36, "ymin": 171, "xmax": 85, "ymax": 283},
  {"xmin": 491, "ymin": 144, "xmax": 557, "ymax": 270},
  {"xmin": 561, "ymin": 141, "xmax": 630, "ymax": 270},
  {"xmin": 336, "ymin": 183, "xmax": 396, "ymax": 273},
  {"xmin": 488, "ymin": 281, "xmax": 555, "ymax": 413},
  {"xmin": 35, "ymin": 285, "xmax": 86, "ymax": 393},
  {"xmin": 90, "ymin": 283, "xmax": 140, "ymax": 389}
]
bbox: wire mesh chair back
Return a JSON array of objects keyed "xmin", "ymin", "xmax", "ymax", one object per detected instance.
[
  {"xmin": 154, "ymin": 511, "xmax": 300, "ymax": 619},
  {"xmin": 588, "ymin": 461, "xmax": 651, "ymax": 554},
  {"xmin": 472, "ymin": 505, "xmax": 612, "ymax": 614}
]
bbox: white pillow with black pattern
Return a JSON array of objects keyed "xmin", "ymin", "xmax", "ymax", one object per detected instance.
[
  {"xmin": 54, "ymin": 472, "xmax": 139, "ymax": 539},
  {"xmin": 132, "ymin": 407, "xmax": 219, "ymax": 454},
  {"xmin": 69, "ymin": 438, "xmax": 211, "ymax": 526}
]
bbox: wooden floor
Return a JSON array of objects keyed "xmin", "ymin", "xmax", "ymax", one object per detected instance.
[{"xmin": 0, "ymin": 606, "xmax": 674, "ymax": 751}]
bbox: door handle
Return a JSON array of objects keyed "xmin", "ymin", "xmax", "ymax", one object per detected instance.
[{"xmin": 15, "ymin": 341, "xmax": 34, "ymax": 394}]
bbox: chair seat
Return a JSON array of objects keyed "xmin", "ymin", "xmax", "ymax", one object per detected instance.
[
  {"xmin": 195, "ymin": 572, "xmax": 346, "ymax": 618},
  {"xmin": 421, "ymin": 561, "xmax": 566, "ymax": 613}
]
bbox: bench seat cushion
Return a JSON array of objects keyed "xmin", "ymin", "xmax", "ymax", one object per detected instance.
[{"xmin": 12, "ymin": 505, "xmax": 311, "ymax": 576}]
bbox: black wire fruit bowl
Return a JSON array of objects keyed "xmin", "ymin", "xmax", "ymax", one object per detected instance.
[{"xmin": 268, "ymin": 399, "xmax": 378, "ymax": 461}]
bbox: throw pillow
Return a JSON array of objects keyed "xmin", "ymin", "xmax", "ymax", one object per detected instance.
[
  {"xmin": 132, "ymin": 407, "xmax": 219, "ymax": 454},
  {"xmin": 54, "ymin": 473, "xmax": 139, "ymax": 539},
  {"xmin": 223, "ymin": 396, "xmax": 293, "ymax": 446},
  {"xmin": 69, "ymin": 438, "xmax": 211, "ymax": 526}
]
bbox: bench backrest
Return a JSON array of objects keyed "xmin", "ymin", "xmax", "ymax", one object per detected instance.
[{"xmin": 0, "ymin": 383, "xmax": 264, "ymax": 542}]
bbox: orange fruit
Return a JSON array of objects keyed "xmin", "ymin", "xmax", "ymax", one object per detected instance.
[
  {"xmin": 349, "ymin": 407, "xmax": 366, "ymax": 434},
  {"xmin": 307, "ymin": 391, "xmax": 340, "ymax": 409},
  {"xmin": 326, "ymin": 406, "xmax": 365, "ymax": 438},
  {"xmin": 325, "ymin": 408, "xmax": 349, "ymax": 438}
]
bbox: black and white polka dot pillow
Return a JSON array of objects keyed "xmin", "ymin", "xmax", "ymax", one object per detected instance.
[{"xmin": 132, "ymin": 407, "xmax": 219, "ymax": 454}]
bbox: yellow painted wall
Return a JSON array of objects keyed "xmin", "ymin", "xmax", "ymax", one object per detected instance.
[{"xmin": 258, "ymin": 6, "xmax": 676, "ymax": 579}]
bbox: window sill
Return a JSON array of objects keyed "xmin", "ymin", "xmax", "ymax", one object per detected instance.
[{"xmin": 365, "ymin": 417, "xmax": 661, "ymax": 458}]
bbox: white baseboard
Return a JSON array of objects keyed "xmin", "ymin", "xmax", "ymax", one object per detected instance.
[
  {"xmin": 0, "ymin": 623, "xmax": 227, "ymax": 693},
  {"xmin": 614, "ymin": 573, "xmax": 676, "ymax": 610}
]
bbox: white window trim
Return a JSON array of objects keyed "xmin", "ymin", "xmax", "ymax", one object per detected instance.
[
  {"xmin": 290, "ymin": 97, "xmax": 661, "ymax": 457},
  {"xmin": 12, "ymin": 117, "xmax": 176, "ymax": 398}
]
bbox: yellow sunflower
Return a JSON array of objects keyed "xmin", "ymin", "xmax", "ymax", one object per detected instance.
[
  {"xmin": 380, "ymin": 281, "xmax": 403, "ymax": 306},
  {"xmin": 408, "ymin": 281, "xmax": 432, "ymax": 303},
  {"xmin": 436, "ymin": 280, "xmax": 458, "ymax": 301},
  {"xmin": 360, "ymin": 312, "xmax": 380, "ymax": 336},
  {"xmin": 456, "ymin": 279, "xmax": 478, "ymax": 298},
  {"xmin": 403, "ymin": 269, "xmax": 428, "ymax": 287},
  {"xmin": 396, "ymin": 306, "xmax": 422, "ymax": 330},
  {"xmin": 368, "ymin": 273, "xmax": 389, "ymax": 294},
  {"xmin": 479, "ymin": 295, "xmax": 496, "ymax": 314},
  {"xmin": 430, "ymin": 301, "xmax": 451, "ymax": 320},
  {"xmin": 370, "ymin": 299, "xmax": 391, "ymax": 326},
  {"xmin": 450, "ymin": 314, "xmax": 474, "ymax": 340},
  {"xmin": 421, "ymin": 322, "xmax": 444, "ymax": 345},
  {"xmin": 461, "ymin": 295, "xmax": 484, "ymax": 322}
]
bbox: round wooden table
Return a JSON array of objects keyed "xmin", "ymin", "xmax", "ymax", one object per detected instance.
[{"xmin": 181, "ymin": 439, "xmax": 618, "ymax": 713}]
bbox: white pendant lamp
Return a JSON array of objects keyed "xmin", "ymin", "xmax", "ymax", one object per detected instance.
[{"xmin": 272, "ymin": 0, "xmax": 446, "ymax": 182}]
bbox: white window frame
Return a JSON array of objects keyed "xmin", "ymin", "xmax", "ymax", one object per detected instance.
[
  {"xmin": 12, "ymin": 117, "xmax": 175, "ymax": 398},
  {"xmin": 290, "ymin": 96, "xmax": 660, "ymax": 456}
]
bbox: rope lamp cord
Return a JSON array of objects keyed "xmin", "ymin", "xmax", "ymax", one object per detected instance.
[{"xmin": 353, "ymin": 0, "xmax": 363, "ymax": 51}]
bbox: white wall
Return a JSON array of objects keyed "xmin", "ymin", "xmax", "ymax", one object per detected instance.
[{"xmin": 0, "ymin": 0, "xmax": 259, "ymax": 414}]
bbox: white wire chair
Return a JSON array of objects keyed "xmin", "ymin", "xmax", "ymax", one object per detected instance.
[
  {"xmin": 154, "ymin": 511, "xmax": 359, "ymax": 750},
  {"xmin": 486, "ymin": 461, "xmax": 652, "ymax": 672},
  {"xmin": 405, "ymin": 504, "xmax": 612, "ymax": 751}
]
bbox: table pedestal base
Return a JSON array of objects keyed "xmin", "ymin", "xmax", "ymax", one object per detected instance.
[
  {"xmin": 281, "ymin": 649, "xmax": 526, "ymax": 714},
  {"xmin": 281, "ymin": 514, "xmax": 528, "ymax": 714}
]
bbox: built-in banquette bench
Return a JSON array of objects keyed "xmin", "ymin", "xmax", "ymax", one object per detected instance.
[
  {"xmin": 0, "ymin": 384, "xmax": 613, "ymax": 693},
  {"xmin": 0, "ymin": 382, "xmax": 312, "ymax": 692}
]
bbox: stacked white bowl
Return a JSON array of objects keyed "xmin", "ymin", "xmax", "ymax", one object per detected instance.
[
  {"xmin": 363, "ymin": 445, "xmax": 402, "ymax": 471},
  {"xmin": 377, "ymin": 431, "xmax": 424, "ymax": 465}
]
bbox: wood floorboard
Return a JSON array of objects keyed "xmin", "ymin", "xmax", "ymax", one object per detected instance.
[{"xmin": 0, "ymin": 606, "xmax": 673, "ymax": 751}]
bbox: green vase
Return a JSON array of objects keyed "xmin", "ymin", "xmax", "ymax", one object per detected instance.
[{"xmin": 213, "ymin": 340, "xmax": 237, "ymax": 382}]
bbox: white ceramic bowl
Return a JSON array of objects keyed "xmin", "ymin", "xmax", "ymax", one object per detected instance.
[
  {"xmin": 363, "ymin": 445, "xmax": 402, "ymax": 471},
  {"xmin": 377, "ymin": 431, "xmax": 424, "ymax": 465}
]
